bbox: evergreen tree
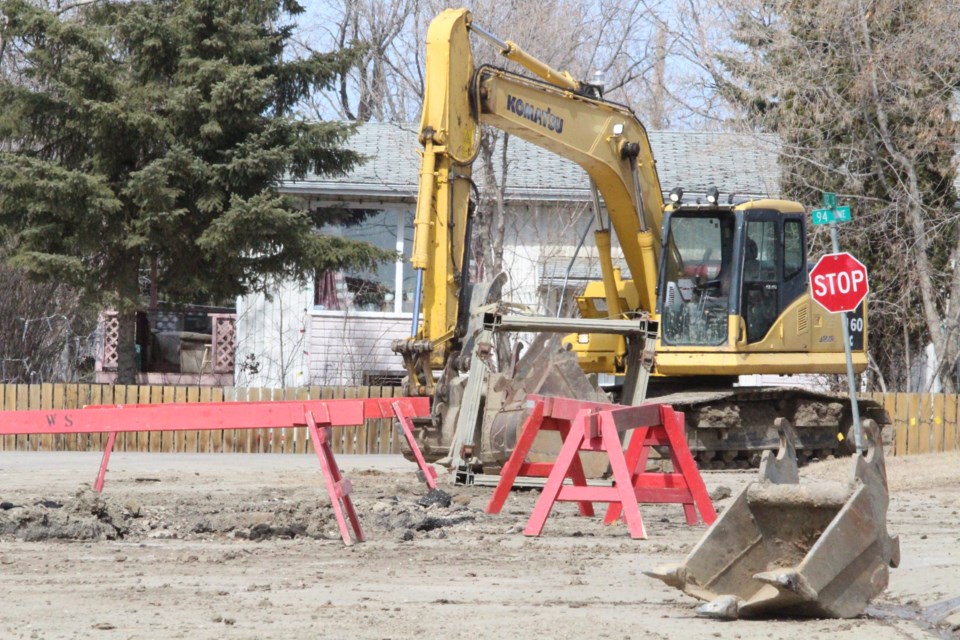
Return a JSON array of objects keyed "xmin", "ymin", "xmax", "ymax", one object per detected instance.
[{"xmin": 0, "ymin": 0, "xmax": 390, "ymax": 382}]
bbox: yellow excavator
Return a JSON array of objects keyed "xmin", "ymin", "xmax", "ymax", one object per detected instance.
[{"xmin": 393, "ymin": 8, "xmax": 885, "ymax": 475}]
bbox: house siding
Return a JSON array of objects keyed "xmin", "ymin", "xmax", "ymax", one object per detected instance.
[
  {"xmin": 307, "ymin": 312, "xmax": 411, "ymax": 386},
  {"xmin": 234, "ymin": 282, "xmax": 311, "ymax": 388}
]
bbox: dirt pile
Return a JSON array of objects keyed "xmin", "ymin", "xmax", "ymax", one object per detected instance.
[
  {"xmin": 0, "ymin": 453, "xmax": 957, "ymax": 640},
  {"xmin": 0, "ymin": 488, "xmax": 133, "ymax": 541},
  {"xmin": 0, "ymin": 484, "xmax": 485, "ymax": 544}
]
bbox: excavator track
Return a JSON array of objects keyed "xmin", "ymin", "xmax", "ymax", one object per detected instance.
[
  {"xmin": 400, "ymin": 332, "xmax": 888, "ymax": 474},
  {"xmin": 650, "ymin": 387, "xmax": 889, "ymax": 470}
]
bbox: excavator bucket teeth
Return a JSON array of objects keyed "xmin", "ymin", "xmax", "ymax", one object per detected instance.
[
  {"xmin": 479, "ymin": 334, "xmax": 610, "ymax": 475},
  {"xmin": 646, "ymin": 418, "xmax": 898, "ymax": 619}
]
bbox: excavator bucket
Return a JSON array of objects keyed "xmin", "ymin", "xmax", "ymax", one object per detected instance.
[
  {"xmin": 646, "ymin": 417, "xmax": 899, "ymax": 619},
  {"xmin": 479, "ymin": 333, "xmax": 611, "ymax": 476}
]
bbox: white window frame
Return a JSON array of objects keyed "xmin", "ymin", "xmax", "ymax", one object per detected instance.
[{"xmin": 310, "ymin": 205, "xmax": 413, "ymax": 318}]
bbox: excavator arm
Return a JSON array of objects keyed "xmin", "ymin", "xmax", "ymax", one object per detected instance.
[{"xmin": 474, "ymin": 65, "xmax": 664, "ymax": 312}]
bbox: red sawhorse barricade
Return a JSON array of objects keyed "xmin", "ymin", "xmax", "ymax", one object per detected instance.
[
  {"xmin": 393, "ymin": 405, "xmax": 439, "ymax": 490},
  {"xmin": 0, "ymin": 397, "xmax": 432, "ymax": 546},
  {"xmin": 487, "ymin": 396, "xmax": 716, "ymax": 539}
]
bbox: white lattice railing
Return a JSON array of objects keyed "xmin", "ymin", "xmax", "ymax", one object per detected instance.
[
  {"xmin": 95, "ymin": 310, "xmax": 236, "ymax": 379},
  {"xmin": 98, "ymin": 311, "xmax": 120, "ymax": 372}
]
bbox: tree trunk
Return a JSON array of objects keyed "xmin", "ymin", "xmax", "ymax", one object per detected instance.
[
  {"xmin": 113, "ymin": 266, "xmax": 141, "ymax": 384},
  {"xmin": 492, "ymin": 134, "xmax": 509, "ymax": 274}
]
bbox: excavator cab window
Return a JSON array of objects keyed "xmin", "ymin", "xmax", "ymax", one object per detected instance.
[
  {"xmin": 741, "ymin": 218, "xmax": 779, "ymax": 342},
  {"xmin": 659, "ymin": 211, "xmax": 736, "ymax": 346}
]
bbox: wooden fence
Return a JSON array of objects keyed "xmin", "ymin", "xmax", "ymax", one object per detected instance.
[
  {"xmin": 0, "ymin": 384, "xmax": 957, "ymax": 456},
  {"xmin": 0, "ymin": 384, "xmax": 409, "ymax": 455},
  {"xmin": 865, "ymin": 392, "xmax": 960, "ymax": 456}
]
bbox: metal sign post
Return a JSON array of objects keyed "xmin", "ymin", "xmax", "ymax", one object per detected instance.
[{"xmin": 812, "ymin": 193, "xmax": 866, "ymax": 455}]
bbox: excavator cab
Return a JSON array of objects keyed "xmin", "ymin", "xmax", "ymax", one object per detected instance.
[{"xmin": 656, "ymin": 202, "xmax": 823, "ymax": 356}]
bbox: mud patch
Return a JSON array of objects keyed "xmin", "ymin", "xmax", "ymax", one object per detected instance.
[
  {"xmin": 0, "ymin": 488, "xmax": 132, "ymax": 541},
  {"xmin": 171, "ymin": 496, "xmax": 341, "ymax": 541}
]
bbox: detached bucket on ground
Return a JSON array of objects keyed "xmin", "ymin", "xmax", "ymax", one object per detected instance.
[{"xmin": 646, "ymin": 418, "xmax": 900, "ymax": 619}]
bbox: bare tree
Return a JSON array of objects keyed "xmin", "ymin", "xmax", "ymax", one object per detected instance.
[
  {"xmin": 298, "ymin": 0, "xmax": 425, "ymax": 122},
  {"xmin": 301, "ymin": 1, "xmax": 733, "ymax": 319},
  {"xmin": 710, "ymin": 0, "xmax": 960, "ymax": 391},
  {"xmin": 0, "ymin": 249, "xmax": 95, "ymax": 383}
]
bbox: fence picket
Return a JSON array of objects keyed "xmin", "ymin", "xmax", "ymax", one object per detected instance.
[
  {"xmin": 282, "ymin": 387, "xmax": 297, "ymax": 454},
  {"xmin": 344, "ymin": 387, "xmax": 359, "ymax": 454},
  {"xmin": 293, "ymin": 387, "xmax": 308, "ymax": 454},
  {"xmin": 232, "ymin": 387, "xmax": 250, "ymax": 453},
  {"xmin": 147, "ymin": 386, "xmax": 162, "ymax": 452},
  {"xmin": 305, "ymin": 386, "xmax": 322, "ymax": 454},
  {"xmin": 15, "ymin": 385, "xmax": 28, "ymax": 451},
  {"xmin": 947, "ymin": 395, "xmax": 959, "ymax": 452},
  {"xmin": 84, "ymin": 384, "xmax": 104, "ymax": 451},
  {"xmin": 378, "ymin": 386, "xmax": 393, "ymax": 454},
  {"xmin": 893, "ymin": 393, "xmax": 907, "ymax": 455},
  {"xmin": 1, "ymin": 386, "xmax": 11, "ymax": 451},
  {"xmin": 245, "ymin": 387, "xmax": 262, "ymax": 453},
  {"xmin": 41, "ymin": 383, "xmax": 55, "ymax": 451},
  {"xmin": 324, "ymin": 386, "xmax": 342, "ymax": 454},
  {"xmin": 223, "ymin": 387, "xmax": 239, "ymax": 454},
  {"xmin": 173, "ymin": 386, "xmax": 188, "ymax": 451},
  {"xmin": 198, "ymin": 386, "xmax": 213, "ymax": 452},
  {"xmin": 161, "ymin": 386, "xmax": 176, "ymax": 452},
  {"xmin": 27, "ymin": 385, "xmax": 41, "ymax": 451},
  {"xmin": 918, "ymin": 393, "xmax": 933, "ymax": 454},
  {"xmin": 357, "ymin": 386, "xmax": 371, "ymax": 455},
  {"xmin": 186, "ymin": 386, "xmax": 200, "ymax": 453},
  {"xmin": 117, "ymin": 386, "xmax": 132, "ymax": 452},
  {"xmin": 266, "ymin": 387, "xmax": 279, "ymax": 452},
  {"xmin": 367, "ymin": 387, "xmax": 382, "ymax": 455},
  {"xmin": 64, "ymin": 384, "xmax": 79, "ymax": 451},
  {"xmin": 932, "ymin": 394, "xmax": 946, "ymax": 455},
  {"xmin": 210, "ymin": 387, "xmax": 225, "ymax": 453}
]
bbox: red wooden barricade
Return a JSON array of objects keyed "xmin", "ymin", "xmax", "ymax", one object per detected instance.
[
  {"xmin": 306, "ymin": 409, "xmax": 364, "ymax": 544},
  {"xmin": 487, "ymin": 395, "xmax": 716, "ymax": 539},
  {"xmin": 392, "ymin": 401, "xmax": 438, "ymax": 490},
  {"xmin": 487, "ymin": 396, "xmax": 614, "ymax": 517},
  {"xmin": 0, "ymin": 397, "xmax": 433, "ymax": 546}
]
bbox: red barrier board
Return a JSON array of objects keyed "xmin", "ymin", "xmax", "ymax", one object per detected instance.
[
  {"xmin": 0, "ymin": 396, "xmax": 433, "ymax": 546},
  {"xmin": 0, "ymin": 397, "xmax": 426, "ymax": 434}
]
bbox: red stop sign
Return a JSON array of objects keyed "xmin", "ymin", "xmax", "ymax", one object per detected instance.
[{"xmin": 809, "ymin": 252, "xmax": 869, "ymax": 313}]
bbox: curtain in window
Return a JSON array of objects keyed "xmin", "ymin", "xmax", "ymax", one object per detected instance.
[{"xmin": 315, "ymin": 271, "xmax": 341, "ymax": 310}]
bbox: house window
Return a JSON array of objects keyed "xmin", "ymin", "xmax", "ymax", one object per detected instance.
[{"xmin": 314, "ymin": 209, "xmax": 415, "ymax": 314}]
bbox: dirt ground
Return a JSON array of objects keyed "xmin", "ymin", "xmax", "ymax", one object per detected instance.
[{"xmin": 0, "ymin": 449, "xmax": 958, "ymax": 640}]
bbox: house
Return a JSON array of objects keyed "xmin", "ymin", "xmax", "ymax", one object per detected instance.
[{"xmin": 234, "ymin": 122, "xmax": 784, "ymax": 388}]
